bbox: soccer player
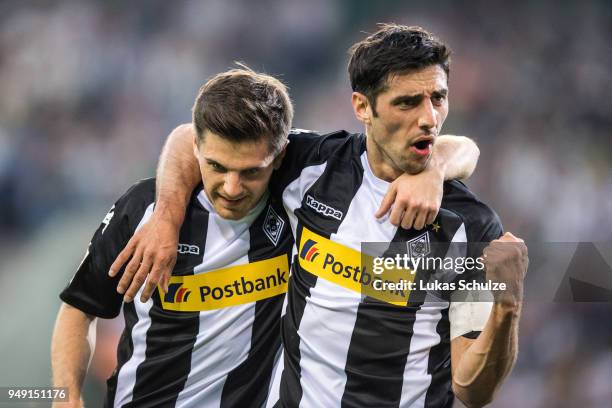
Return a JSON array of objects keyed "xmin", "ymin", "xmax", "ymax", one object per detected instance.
[
  {"xmin": 114, "ymin": 25, "xmax": 529, "ymax": 407},
  {"xmin": 51, "ymin": 69, "xmax": 296, "ymax": 407},
  {"xmin": 51, "ymin": 66, "xmax": 480, "ymax": 407}
]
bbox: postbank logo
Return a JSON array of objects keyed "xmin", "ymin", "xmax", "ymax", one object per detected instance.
[
  {"xmin": 164, "ymin": 283, "xmax": 192, "ymax": 303},
  {"xmin": 298, "ymin": 227, "xmax": 416, "ymax": 305},
  {"xmin": 299, "ymin": 239, "xmax": 320, "ymax": 262},
  {"xmin": 159, "ymin": 254, "xmax": 289, "ymax": 312}
]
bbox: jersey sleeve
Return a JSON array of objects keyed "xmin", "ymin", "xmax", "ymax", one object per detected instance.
[
  {"xmin": 448, "ymin": 299, "xmax": 492, "ymax": 340},
  {"xmin": 443, "ymin": 181, "xmax": 504, "ymax": 339},
  {"xmin": 270, "ymin": 129, "xmax": 354, "ymax": 197},
  {"xmin": 59, "ymin": 179, "xmax": 155, "ymax": 318}
]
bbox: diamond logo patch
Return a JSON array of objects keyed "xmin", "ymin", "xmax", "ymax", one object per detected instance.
[
  {"xmin": 407, "ymin": 232, "xmax": 430, "ymax": 258},
  {"xmin": 263, "ymin": 205, "xmax": 285, "ymax": 246}
]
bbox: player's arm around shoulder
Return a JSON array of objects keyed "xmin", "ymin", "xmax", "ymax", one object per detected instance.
[
  {"xmin": 109, "ymin": 124, "xmax": 198, "ymax": 303},
  {"xmin": 450, "ymin": 232, "xmax": 528, "ymax": 407},
  {"xmin": 375, "ymin": 135, "xmax": 479, "ymax": 230}
]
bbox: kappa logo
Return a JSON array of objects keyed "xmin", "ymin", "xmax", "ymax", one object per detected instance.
[
  {"xmin": 101, "ymin": 205, "xmax": 115, "ymax": 235},
  {"xmin": 263, "ymin": 205, "xmax": 285, "ymax": 246},
  {"xmin": 306, "ymin": 195, "xmax": 343, "ymax": 221},
  {"xmin": 178, "ymin": 243, "xmax": 200, "ymax": 255},
  {"xmin": 291, "ymin": 128, "xmax": 317, "ymax": 134},
  {"xmin": 299, "ymin": 239, "xmax": 320, "ymax": 262},
  {"xmin": 164, "ymin": 283, "xmax": 192, "ymax": 303},
  {"xmin": 407, "ymin": 232, "xmax": 430, "ymax": 258}
]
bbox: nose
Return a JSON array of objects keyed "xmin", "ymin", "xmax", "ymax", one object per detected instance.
[
  {"xmin": 417, "ymin": 99, "xmax": 437, "ymax": 133},
  {"xmin": 223, "ymin": 172, "xmax": 244, "ymax": 198}
]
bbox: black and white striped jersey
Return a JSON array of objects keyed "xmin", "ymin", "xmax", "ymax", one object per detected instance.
[
  {"xmin": 269, "ymin": 130, "xmax": 503, "ymax": 408},
  {"xmin": 60, "ymin": 178, "xmax": 293, "ymax": 408}
]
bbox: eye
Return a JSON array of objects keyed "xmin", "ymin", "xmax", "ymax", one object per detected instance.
[
  {"xmin": 431, "ymin": 94, "xmax": 446, "ymax": 106},
  {"xmin": 397, "ymin": 100, "xmax": 416, "ymax": 109},
  {"xmin": 209, "ymin": 162, "xmax": 226, "ymax": 172},
  {"xmin": 393, "ymin": 97, "xmax": 421, "ymax": 110},
  {"xmin": 243, "ymin": 168, "xmax": 261, "ymax": 177},
  {"xmin": 398, "ymin": 101, "xmax": 411, "ymax": 109}
]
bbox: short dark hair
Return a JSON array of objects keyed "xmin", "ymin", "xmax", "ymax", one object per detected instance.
[
  {"xmin": 192, "ymin": 65, "xmax": 293, "ymax": 154},
  {"xmin": 348, "ymin": 24, "xmax": 451, "ymax": 114}
]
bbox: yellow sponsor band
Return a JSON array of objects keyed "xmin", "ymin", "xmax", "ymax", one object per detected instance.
[
  {"xmin": 299, "ymin": 227, "xmax": 415, "ymax": 305},
  {"xmin": 159, "ymin": 254, "xmax": 289, "ymax": 312}
]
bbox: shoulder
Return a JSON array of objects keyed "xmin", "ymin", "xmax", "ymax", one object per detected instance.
[
  {"xmin": 109, "ymin": 178, "xmax": 157, "ymax": 233},
  {"xmin": 116, "ymin": 178, "xmax": 156, "ymax": 208},
  {"xmin": 120, "ymin": 177, "xmax": 156, "ymax": 199},
  {"xmin": 118, "ymin": 178, "xmax": 205, "ymax": 217},
  {"xmin": 441, "ymin": 180, "xmax": 503, "ymax": 242},
  {"xmin": 287, "ymin": 129, "xmax": 364, "ymax": 165}
]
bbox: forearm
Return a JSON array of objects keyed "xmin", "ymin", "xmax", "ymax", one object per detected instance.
[
  {"xmin": 155, "ymin": 123, "xmax": 201, "ymax": 226},
  {"xmin": 431, "ymin": 135, "xmax": 480, "ymax": 180},
  {"xmin": 378, "ymin": 135, "xmax": 479, "ymax": 228},
  {"xmin": 452, "ymin": 304, "xmax": 520, "ymax": 407},
  {"xmin": 51, "ymin": 304, "xmax": 97, "ymax": 406}
]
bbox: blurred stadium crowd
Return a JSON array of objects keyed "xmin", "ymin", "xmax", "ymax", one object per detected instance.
[{"xmin": 0, "ymin": 1, "xmax": 610, "ymax": 407}]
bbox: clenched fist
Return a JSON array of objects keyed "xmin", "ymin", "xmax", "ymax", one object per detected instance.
[{"xmin": 483, "ymin": 232, "xmax": 529, "ymax": 306}]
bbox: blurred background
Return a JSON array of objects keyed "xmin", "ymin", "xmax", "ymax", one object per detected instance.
[{"xmin": 0, "ymin": 0, "xmax": 610, "ymax": 406}]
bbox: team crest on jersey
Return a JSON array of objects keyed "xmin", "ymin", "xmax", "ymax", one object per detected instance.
[
  {"xmin": 407, "ymin": 232, "xmax": 430, "ymax": 258},
  {"xmin": 263, "ymin": 205, "xmax": 285, "ymax": 246}
]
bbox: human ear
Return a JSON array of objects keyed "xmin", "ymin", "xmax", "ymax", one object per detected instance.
[{"xmin": 351, "ymin": 92, "xmax": 372, "ymax": 125}]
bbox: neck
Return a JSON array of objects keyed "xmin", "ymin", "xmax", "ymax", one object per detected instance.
[{"xmin": 365, "ymin": 131, "xmax": 403, "ymax": 182}]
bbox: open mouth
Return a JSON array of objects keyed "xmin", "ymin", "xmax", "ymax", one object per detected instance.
[
  {"xmin": 409, "ymin": 137, "xmax": 434, "ymax": 156},
  {"xmin": 412, "ymin": 139, "xmax": 432, "ymax": 150}
]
